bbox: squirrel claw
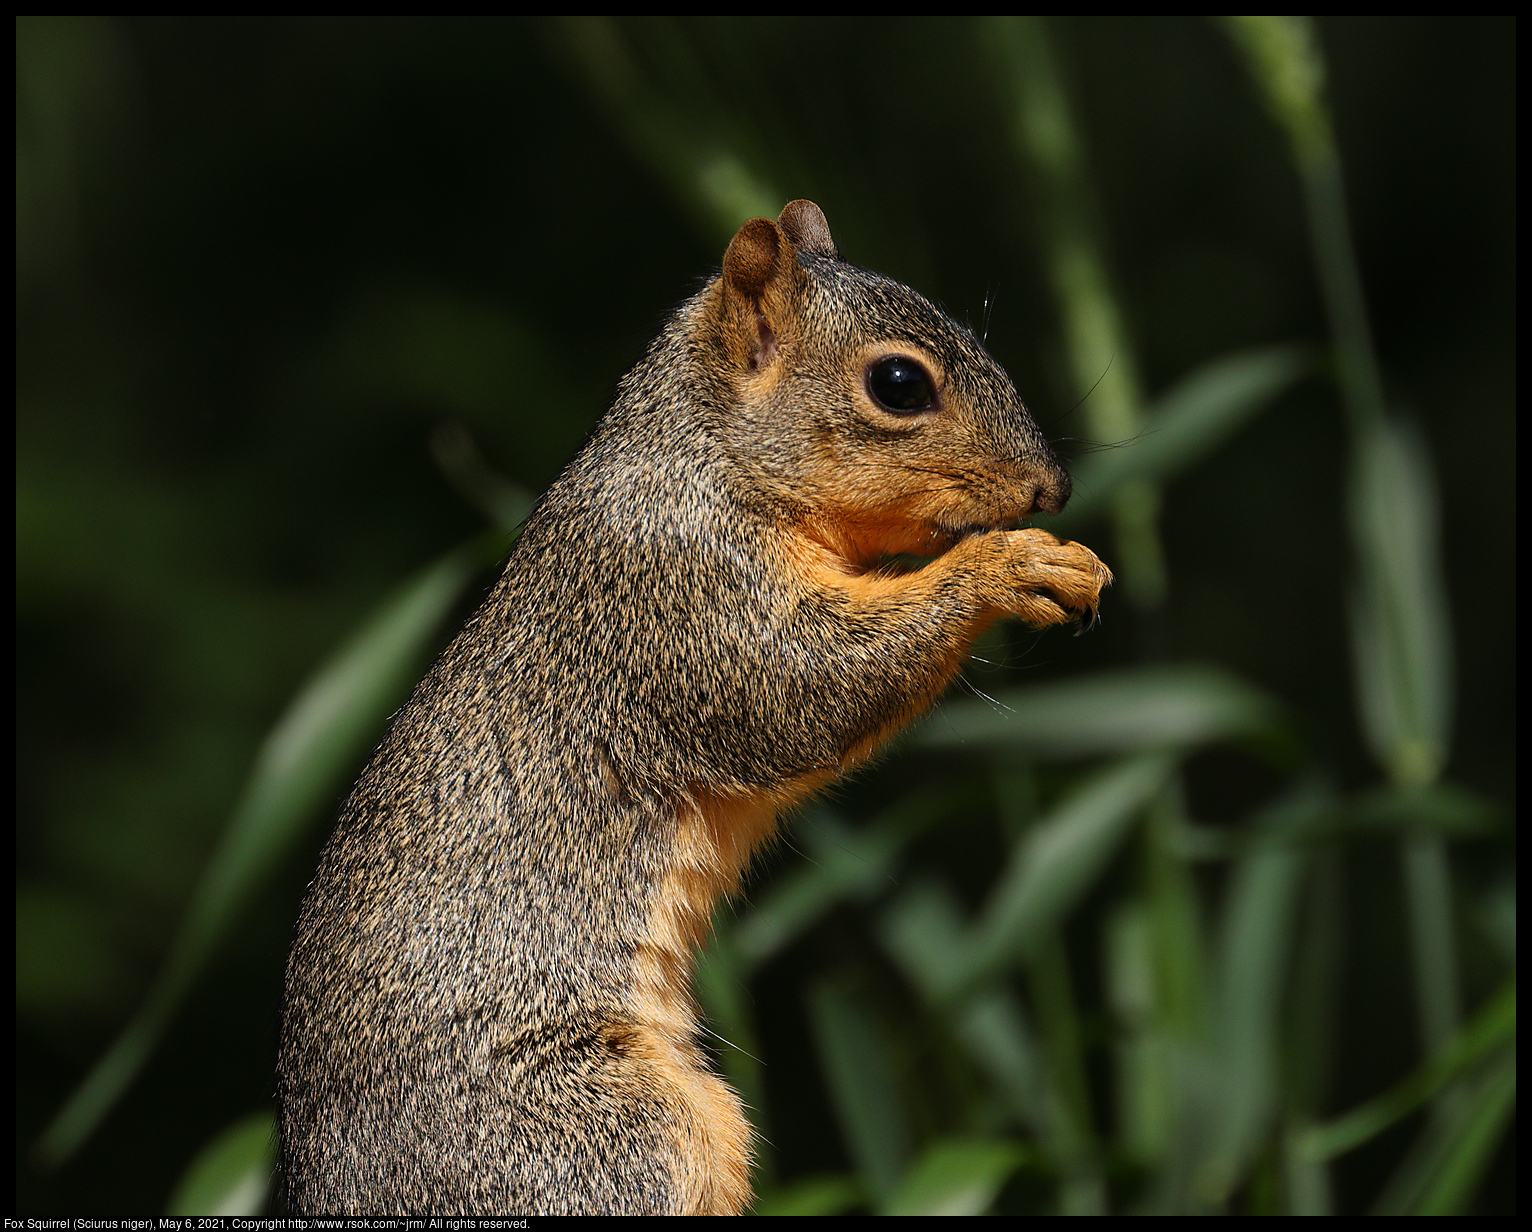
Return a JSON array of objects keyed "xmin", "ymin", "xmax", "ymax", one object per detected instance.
[{"xmin": 1073, "ymin": 608, "xmax": 1099, "ymax": 637}]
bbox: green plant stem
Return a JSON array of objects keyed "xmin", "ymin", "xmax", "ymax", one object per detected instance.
[
  {"xmin": 1295, "ymin": 974, "xmax": 1514, "ymax": 1164},
  {"xmin": 1222, "ymin": 22, "xmax": 1466, "ymax": 1124},
  {"xmin": 1026, "ymin": 933, "xmax": 1107, "ymax": 1213},
  {"xmin": 551, "ymin": 18, "xmax": 780, "ymax": 245},
  {"xmin": 1401, "ymin": 832, "xmax": 1461, "ymax": 1055},
  {"xmin": 1219, "ymin": 16, "xmax": 1385, "ymax": 439},
  {"xmin": 989, "ymin": 15, "xmax": 1165, "ymax": 612}
]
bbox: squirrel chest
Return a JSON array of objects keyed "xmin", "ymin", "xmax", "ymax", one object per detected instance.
[{"xmin": 277, "ymin": 201, "xmax": 1110, "ymax": 1215}]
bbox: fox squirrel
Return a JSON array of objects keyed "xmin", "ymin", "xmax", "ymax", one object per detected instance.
[{"xmin": 277, "ymin": 201, "xmax": 1110, "ymax": 1215}]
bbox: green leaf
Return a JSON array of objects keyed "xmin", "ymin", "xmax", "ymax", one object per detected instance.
[
  {"xmin": 1296, "ymin": 976, "xmax": 1515, "ymax": 1165},
  {"xmin": 881, "ymin": 1137, "xmax": 1036, "ymax": 1216},
  {"xmin": 954, "ymin": 991, "xmax": 1049, "ymax": 1133},
  {"xmin": 752, "ymin": 1174, "xmax": 864, "ymax": 1216},
  {"xmin": 1193, "ymin": 790, "xmax": 1320, "ymax": 1204},
  {"xmin": 1347, "ymin": 415, "xmax": 1454, "ymax": 786},
  {"xmin": 806, "ymin": 980, "xmax": 910, "ymax": 1202},
  {"xmin": 1340, "ymin": 781, "xmax": 1502, "ymax": 838},
  {"xmin": 34, "ymin": 531, "xmax": 508, "ymax": 1168},
  {"xmin": 165, "ymin": 1110, "xmax": 276, "ymax": 1216},
  {"xmin": 880, "ymin": 877, "xmax": 976, "ymax": 1005},
  {"xmin": 1106, "ymin": 901, "xmax": 1179, "ymax": 1165},
  {"xmin": 1368, "ymin": 1044, "xmax": 1518, "ymax": 1216},
  {"xmin": 962, "ymin": 752, "xmax": 1176, "ymax": 988},
  {"xmin": 915, "ymin": 665, "xmax": 1288, "ymax": 761},
  {"xmin": 1410, "ymin": 1052, "xmax": 1517, "ymax": 1215},
  {"xmin": 552, "ymin": 18, "xmax": 781, "ymax": 245},
  {"xmin": 1054, "ymin": 345, "xmax": 1311, "ymax": 528},
  {"xmin": 1219, "ymin": 17, "xmax": 1333, "ymax": 170},
  {"xmin": 733, "ymin": 784, "xmax": 977, "ymax": 970},
  {"xmin": 878, "ymin": 880, "xmax": 1051, "ymax": 1132}
]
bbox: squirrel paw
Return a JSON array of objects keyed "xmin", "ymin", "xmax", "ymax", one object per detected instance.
[{"xmin": 985, "ymin": 528, "xmax": 1113, "ymax": 630}]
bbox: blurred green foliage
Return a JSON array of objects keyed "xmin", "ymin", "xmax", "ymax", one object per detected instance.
[{"xmin": 16, "ymin": 16, "xmax": 1513, "ymax": 1215}]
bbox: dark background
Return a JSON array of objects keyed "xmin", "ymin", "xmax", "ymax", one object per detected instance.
[{"xmin": 16, "ymin": 16, "xmax": 1514, "ymax": 1213}]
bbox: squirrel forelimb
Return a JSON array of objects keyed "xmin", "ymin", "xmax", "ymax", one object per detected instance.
[{"xmin": 779, "ymin": 522, "xmax": 1110, "ymax": 768}]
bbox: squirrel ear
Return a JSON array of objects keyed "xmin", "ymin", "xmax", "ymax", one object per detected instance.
[
  {"xmin": 722, "ymin": 217, "xmax": 786, "ymax": 302},
  {"xmin": 778, "ymin": 200, "xmax": 837, "ymax": 259}
]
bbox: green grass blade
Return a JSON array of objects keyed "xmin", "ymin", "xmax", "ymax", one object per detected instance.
[
  {"xmin": 1220, "ymin": 16, "xmax": 1387, "ymax": 438},
  {"xmin": 1279, "ymin": 850, "xmax": 1344, "ymax": 1213},
  {"xmin": 552, "ymin": 18, "xmax": 780, "ymax": 244},
  {"xmin": 34, "ymin": 531, "xmax": 507, "ymax": 1167},
  {"xmin": 1341, "ymin": 781, "xmax": 1502, "ymax": 837},
  {"xmin": 1184, "ymin": 783, "xmax": 1335, "ymax": 1208},
  {"xmin": 962, "ymin": 752, "xmax": 1176, "ymax": 989},
  {"xmin": 806, "ymin": 979, "xmax": 911, "ymax": 1203},
  {"xmin": 1055, "ymin": 345, "xmax": 1311, "ymax": 528},
  {"xmin": 1281, "ymin": 1120, "xmax": 1336, "ymax": 1216},
  {"xmin": 986, "ymin": 14, "xmax": 1163, "ymax": 608},
  {"xmin": 878, "ymin": 878, "xmax": 1055, "ymax": 1136},
  {"xmin": 1228, "ymin": 21, "xmax": 1454, "ymax": 789},
  {"xmin": 752, "ymin": 1174, "xmax": 864, "ymax": 1216},
  {"xmin": 1107, "ymin": 901, "xmax": 1180, "ymax": 1166},
  {"xmin": 1347, "ymin": 421, "xmax": 1461, "ymax": 1065},
  {"xmin": 915, "ymin": 666, "xmax": 1288, "ymax": 762},
  {"xmin": 988, "ymin": 14, "xmax": 1142, "ymax": 450},
  {"xmin": 953, "ymin": 991, "xmax": 1047, "ymax": 1134},
  {"xmin": 1225, "ymin": 22, "xmax": 1476, "ymax": 1191},
  {"xmin": 1194, "ymin": 833, "xmax": 1310, "ymax": 1204},
  {"xmin": 1144, "ymin": 789, "xmax": 1211, "ymax": 1035},
  {"xmin": 1400, "ymin": 832, "xmax": 1461, "ymax": 1056},
  {"xmin": 879, "ymin": 877, "xmax": 974, "ymax": 1005},
  {"xmin": 733, "ymin": 784, "xmax": 976, "ymax": 970},
  {"xmin": 880, "ymin": 1138, "xmax": 1035, "ymax": 1216},
  {"xmin": 1410, "ymin": 1052, "xmax": 1517, "ymax": 1215},
  {"xmin": 1340, "ymin": 272, "xmax": 1459, "ymax": 1086},
  {"xmin": 165, "ymin": 1110, "xmax": 276, "ymax": 1216},
  {"xmin": 1347, "ymin": 416, "xmax": 1454, "ymax": 786},
  {"xmin": 1368, "ymin": 1047, "xmax": 1518, "ymax": 1217},
  {"xmin": 1027, "ymin": 933, "xmax": 1108, "ymax": 1213},
  {"xmin": 1297, "ymin": 975, "xmax": 1515, "ymax": 1165}
]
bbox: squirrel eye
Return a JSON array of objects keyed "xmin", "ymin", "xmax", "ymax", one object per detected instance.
[{"xmin": 867, "ymin": 355, "xmax": 936, "ymax": 414}]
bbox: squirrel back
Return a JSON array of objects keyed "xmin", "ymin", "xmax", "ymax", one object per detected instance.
[{"xmin": 277, "ymin": 201, "xmax": 1109, "ymax": 1214}]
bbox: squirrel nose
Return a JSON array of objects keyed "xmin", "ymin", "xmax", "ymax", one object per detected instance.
[
  {"xmin": 998, "ymin": 459, "xmax": 1069, "ymax": 517},
  {"xmin": 1031, "ymin": 469, "xmax": 1071, "ymax": 517},
  {"xmin": 982, "ymin": 457, "xmax": 1072, "ymax": 519}
]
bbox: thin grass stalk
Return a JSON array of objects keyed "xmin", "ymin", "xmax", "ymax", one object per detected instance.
[
  {"xmin": 1222, "ymin": 20, "xmax": 1467, "ymax": 1162},
  {"xmin": 551, "ymin": 18, "xmax": 780, "ymax": 246},
  {"xmin": 1279, "ymin": 850, "xmax": 1345, "ymax": 1213},
  {"xmin": 986, "ymin": 15, "xmax": 1164, "ymax": 612},
  {"xmin": 1026, "ymin": 934, "xmax": 1107, "ymax": 1214},
  {"xmin": 806, "ymin": 979, "xmax": 911, "ymax": 1205}
]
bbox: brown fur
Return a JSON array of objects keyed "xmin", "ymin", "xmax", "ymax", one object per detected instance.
[{"xmin": 277, "ymin": 201, "xmax": 1110, "ymax": 1214}]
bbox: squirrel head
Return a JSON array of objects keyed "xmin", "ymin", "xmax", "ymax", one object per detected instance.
[{"xmin": 707, "ymin": 201, "xmax": 1073, "ymax": 567}]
